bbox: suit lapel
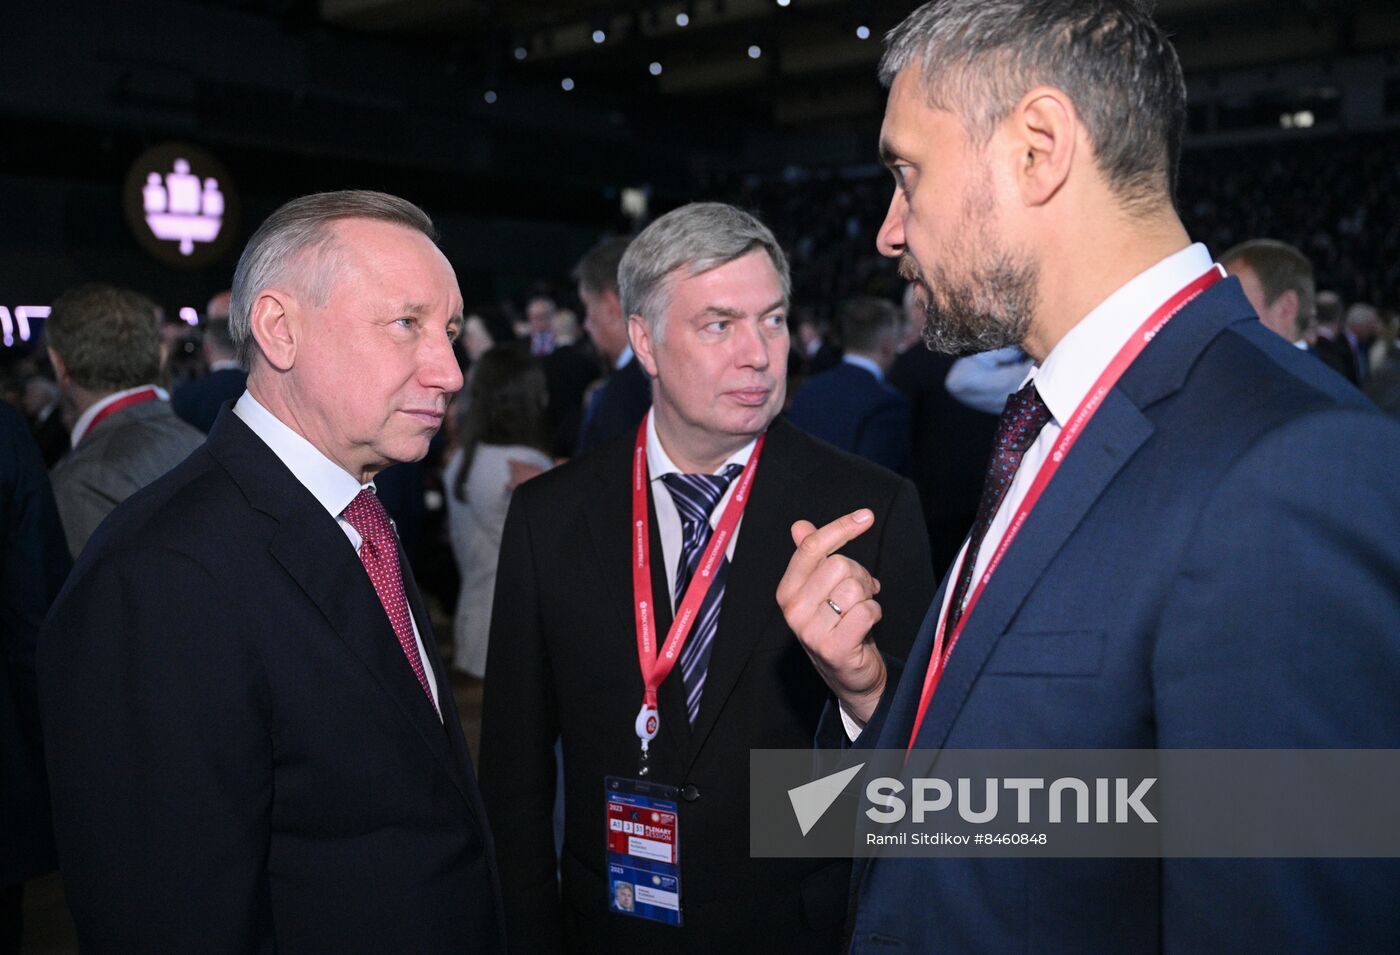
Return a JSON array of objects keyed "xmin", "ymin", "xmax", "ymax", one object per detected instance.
[
  {"xmin": 897, "ymin": 285, "xmax": 1248, "ymax": 754},
  {"xmin": 206, "ymin": 412, "xmax": 476, "ymax": 810}
]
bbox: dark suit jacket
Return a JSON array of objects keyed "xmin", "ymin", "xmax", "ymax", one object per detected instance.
[
  {"xmin": 576, "ymin": 357, "xmax": 651, "ymax": 457},
  {"xmin": 887, "ymin": 347, "xmax": 999, "ymax": 578},
  {"xmin": 38, "ymin": 408, "xmax": 504, "ymax": 954},
  {"xmin": 836, "ymin": 279, "xmax": 1400, "ymax": 953},
  {"xmin": 785, "ymin": 361, "xmax": 912, "ymax": 475},
  {"xmin": 173, "ymin": 366, "xmax": 249, "ymax": 433},
  {"xmin": 480, "ymin": 417, "xmax": 934, "ymax": 954},
  {"xmin": 0, "ymin": 404, "xmax": 70, "ymax": 888},
  {"xmin": 543, "ymin": 343, "xmax": 601, "ymax": 458}
]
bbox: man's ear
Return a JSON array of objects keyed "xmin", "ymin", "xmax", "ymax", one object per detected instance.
[
  {"xmin": 249, "ymin": 290, "xmax": 298, "ymax": 372},
  {"xmin": 47, "ymin": 347, "xmax": 68, "ymax": 387},
  {"xmin": 1275, "ymin": 288, "xmax": 1301, "ymax": 333},
  {"xmin": 1008, "ymin": 86, "xmax": 1078, "ymax": 207},
  {"xmin": 629, "ymin": 314, "xmax": 659, "ymax": 378}
]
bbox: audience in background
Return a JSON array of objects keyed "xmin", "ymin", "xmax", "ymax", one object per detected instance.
[
  {"xmin": 445, "ymin": 348, "xmax": 553, "ymax": 679},
  {"xmin": 574, "ymin": 236, "xmax": 650, "ymax": 455},
  {"xmin": 44, "ymin": 284, "xmax": 204, "ymax": 557},
  {"xmin": 1220, "ymin": 239, "xmax": 1316, "ymax": 348},
  {"xmin": 172, "ymin": 312, "xmax": 246, "ymax": 433},
  {"xmin": 786, "ymin": 296, "xmax": 911, "ymax": 473},
  {"xmin": 22, "ymin": 374, "xmax": 66, "ymax": 468},
  {"xmin": 540, "ymin": 305, "xmax": 597, "ymax": 458}
]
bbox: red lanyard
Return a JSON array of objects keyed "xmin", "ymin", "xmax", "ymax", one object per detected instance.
[
  {"xmin": 81, "ymin": 387, "xmax": 160, "ymax": 444},
  {"xmin": 906, "ymin": 267, "xmax": 1224, "ymax": 751},
  {"xmin": 630, "ymin": 413, "xmax": 766, "ymax": 772}
]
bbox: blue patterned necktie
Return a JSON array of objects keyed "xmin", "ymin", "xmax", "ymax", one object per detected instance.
[
  {"xmin": 661, "ymin": 463, "xmax": 744, "ymax": 723},
  {"xmin": 944, "ymin": 381, "xmax": 1052, "ymax": 642}
]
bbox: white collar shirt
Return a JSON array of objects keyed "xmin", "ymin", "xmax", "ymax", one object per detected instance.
[
  {"xmin": 940, "ymin": 242, "xmax": 1219, "ymax": 627},
  {"xmin": 645, "ymin": 411, "xmax": 758, "ymax": 613},
  {"xmin": 233, "ymin": 391, "xmax": 441, "ymax": 715},
  {"xmin": 841, "ymin": 353, "xmax": 884, "ymax": 383},
  {"xmin": 70, "ymin": 384, "xmax": 169, "ymax": 448}
]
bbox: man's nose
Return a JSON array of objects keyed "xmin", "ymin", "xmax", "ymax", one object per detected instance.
[{"xmin": 876, "ymin": 191, "xmax": 906, "ymax": 258}]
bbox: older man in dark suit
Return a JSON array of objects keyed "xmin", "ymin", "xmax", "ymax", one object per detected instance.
[
  {"xmin": 780, "ymin": 2, "xmax": 1400, "ymax": 952},
  {"xmin": 480, "ymin": 203, "xmax": 933, "ymax": 954},
  {"xmin": 39, "ymin": 191, "xmax": 503, "ymax": 953}
]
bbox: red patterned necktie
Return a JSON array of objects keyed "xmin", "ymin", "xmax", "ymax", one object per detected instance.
[
  {"xmin": 943, "ymin": 381, "xmax": 1053, "ymax": 642},
  {"xmin": 341, "ymin": 488, "xmax": 437, "ymax": 711}
]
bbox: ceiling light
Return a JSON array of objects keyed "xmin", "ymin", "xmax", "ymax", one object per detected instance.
[
  {"xmin": 562, "ymin": 77, "xmax": 575, "ymax": 91},
  {"xmin": 484, "ymin": 90, "xmax": 497, "ymax": 104},
  {"xmin": 676, "ymin": 12, "xmax": 690, "ymax": 26},
  {"xmin": 748, "ymin": 45, "xmax": 762, "ymax": 59},
  {"xmin": 514, "ymin": 46, "xmax": 527, "ymax": 61},
  {"xmin": 856, "ymin": 25, "xmax": 870, "ymax": 40},
  {"xmin": 777, "ymin": 0, "xmax": 791, "ymax": 6},
  {"xmin": 649, "ymin": 62, "xmax": 663, "ymax": 76},
  {"xmin": 592, "ymin": 29, "xmax": 606, "ymax": 44}
]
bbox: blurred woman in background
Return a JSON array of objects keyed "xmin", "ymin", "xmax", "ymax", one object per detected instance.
[{"xmin": 445, "ymin": 347, "xmax": 553, "ymax": 678}]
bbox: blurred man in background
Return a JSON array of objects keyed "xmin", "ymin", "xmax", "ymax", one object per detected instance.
[{"xmin": 45, "ymin": 283, "xmax": 204, "ymax": 556}]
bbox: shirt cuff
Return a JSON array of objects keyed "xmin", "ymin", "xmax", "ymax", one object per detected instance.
[{"xmin": 838, "ymin": 699, "xmax": 866, "ymax": 741}]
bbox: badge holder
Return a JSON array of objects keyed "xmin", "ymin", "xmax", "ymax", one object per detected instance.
[{"xmin": 604, "ymin": 775, "xmax": 682, "ymax": 926}]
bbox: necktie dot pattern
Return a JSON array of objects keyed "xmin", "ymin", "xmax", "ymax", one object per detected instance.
[
  {"xmin": 661, "ymin": 464, "xmax": 744, "ymax": 724},
  {"xmin": 341, "ymin": 488, "xmax": 438, "ymax": 713},
  {"xmin": 944, "ymin": 381, "xmax": 1053, "ymax": 642}
]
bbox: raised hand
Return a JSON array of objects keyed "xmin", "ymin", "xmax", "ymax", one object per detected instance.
[{"xmin": 776, "ymin": 509, "xmax": 887, "ymax": 725}]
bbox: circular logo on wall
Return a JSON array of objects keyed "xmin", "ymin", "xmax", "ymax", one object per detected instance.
[{"xmin": 124, "ymin": 143, "xmax": 239, "ymax": 269}]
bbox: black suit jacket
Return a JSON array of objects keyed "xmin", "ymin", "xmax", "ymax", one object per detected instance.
[
  {"xmin": 576, "ymin": 357, "xmax": 651, "ymax": 457},
  {"xmin": 173, "ymin": 366, "xmax": 249, "ymax": 433},
  {"xmin": 887, "ymin": 347, "xmax": 999, "ymax": 578},
  {"xmin": 0, "ymin": 404, "xmax": 70, "ymax": 888},
  {"xmin": 480, "ymin": 417, "xmax": 933, "ymax": 954},
  {"xmin": 38, "ymin": 408, "xmax": 504, "ymax": 953}
]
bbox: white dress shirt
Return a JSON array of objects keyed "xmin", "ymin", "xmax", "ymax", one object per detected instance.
[
  {"xmin": 233, "ymin": 391, "xmax": 441, "ymax": 716},
  {"xmin": 645, "ymin": 411, "xmax": 757, "ymax": 613},
  {"xmin": 842, "ymin": 242, "xmax": 1220, "ymax": 739}
]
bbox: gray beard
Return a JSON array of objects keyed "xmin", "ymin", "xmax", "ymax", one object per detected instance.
[{"xmin": 914, "ymin": 254, "xmax": 1039, "ymax": 357}]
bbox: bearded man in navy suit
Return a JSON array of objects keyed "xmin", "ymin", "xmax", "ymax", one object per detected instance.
[{"xmin": 778, "ymin": 2, "xmax": 1400, "ymax": 952}]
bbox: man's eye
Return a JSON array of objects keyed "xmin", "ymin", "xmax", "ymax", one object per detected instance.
[
  {"xmin": 763, "ymin": 314, "xmax": 786, "ymax": 329},
  {"xmin": 704, "ymin": 321, "xmax": 729, "ymax": 333},
  {"xmin": 395, "ymin": 317, "xmax": 417, "ymax": 329}
]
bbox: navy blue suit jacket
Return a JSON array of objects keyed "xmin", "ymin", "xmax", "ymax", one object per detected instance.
[
  {"xmin": 173, "ymin": 366, "xmax": 248, "ymax": 433},
  {"xmin": 785, "ymin": 361, "xmax": 911, "ymax": 474},
  {"xmin": 576, "ymin": 357, "xmax": 651, "ymax": 457},
  {"xmin": 837, "ymin": 279, "xmax": 1400, "ymax": 953}
]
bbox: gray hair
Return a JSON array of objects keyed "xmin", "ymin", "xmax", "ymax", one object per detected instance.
[
  {"xmin": 618, "ymin": 202, "xmax": 790, "ymax": 341},
  {"xmin": 229, "ymin": 190, "xmax": 437, "ymax": 364},
  {"xmin": 881, "ymin": 0, "xmax": 1186, "ymax": 210}
]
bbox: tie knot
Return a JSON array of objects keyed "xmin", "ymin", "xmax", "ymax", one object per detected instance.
[
  {"xmin": 341, "ymin": 488, "xmax": 394, "ymax": 544},
  {"xmin": 661, "ymin": 464, "xmax": 743, "ymax": 526},
  {"xmin": 995, "ymin": 382, "xmax": 1052, "ymax": 456}
]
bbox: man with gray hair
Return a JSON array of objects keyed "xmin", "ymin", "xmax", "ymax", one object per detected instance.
[
  {"xmin": 45, "ymin": 283, "xmax": 205, "ymax": 556},
  {"xmin": 40, "ymin": 190, "xmax": 504, "ymax": 952},
  {"xmin": 480, "ymin": 202, "xmax": 932, "ymax": 952},
  {"xmin": 777, "ymin": 1, "xmax": 1400, "ymax": 951}
]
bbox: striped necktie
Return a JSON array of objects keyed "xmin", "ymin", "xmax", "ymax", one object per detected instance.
[{"xmin": 661, "ymin": 464, "xmax": 743, "ymax": 723}]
